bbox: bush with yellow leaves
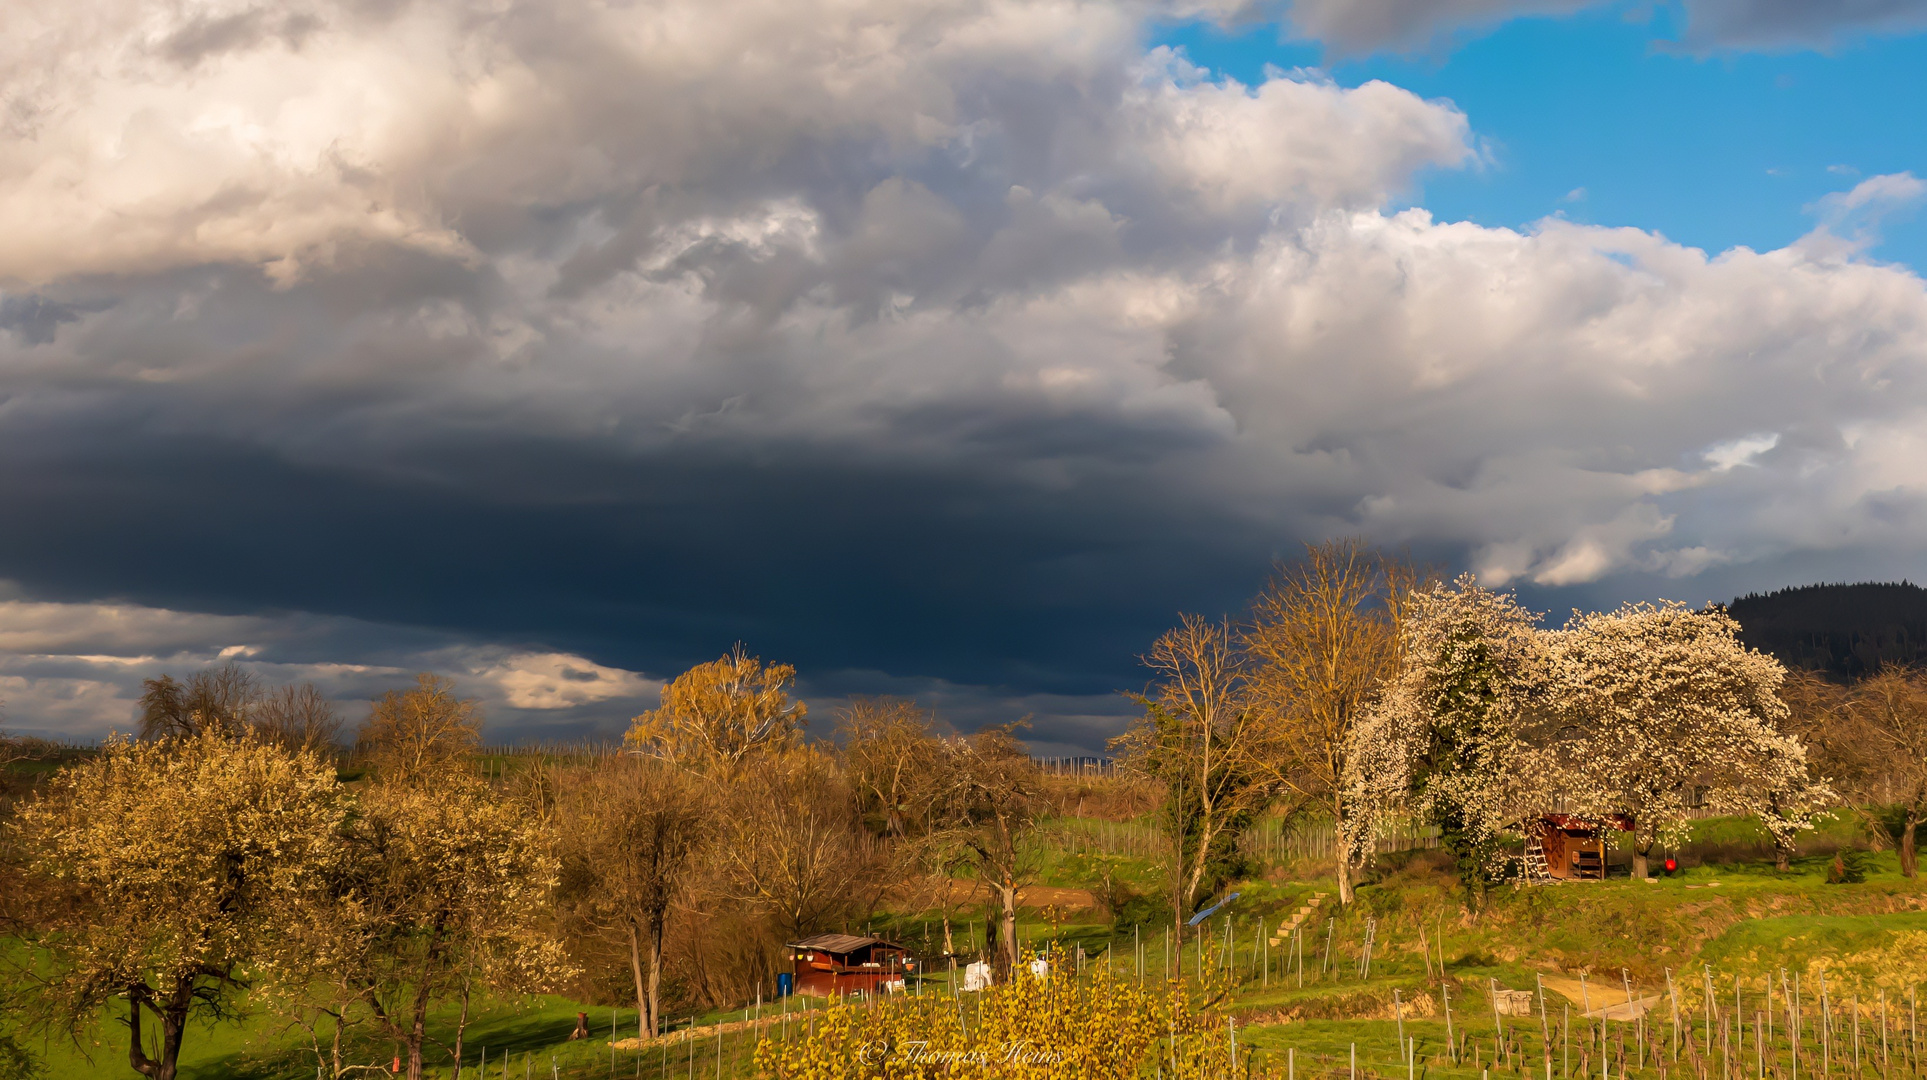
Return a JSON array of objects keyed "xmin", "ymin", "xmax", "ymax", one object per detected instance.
[{"xmin": 755, "ymin": 950, "xmax": 1270, "ymax": 1079}]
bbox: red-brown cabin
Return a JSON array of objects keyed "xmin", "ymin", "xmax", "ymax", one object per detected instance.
[
  {"xmin": 785, "ymin": 934, "xmax": 913, "ymax": 997},
  {"xmin": 1534, "ymin": 814, "xmax": 1634, "ymax": 880}
]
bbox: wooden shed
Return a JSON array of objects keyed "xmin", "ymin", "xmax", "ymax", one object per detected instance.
[
  {"xmin": 785, "ymin": 933, "xmax": 913, "ymax": 997},
  {"xmin": 1533, "ymin": 814, "xmax": 1634, "ymax": 880}
]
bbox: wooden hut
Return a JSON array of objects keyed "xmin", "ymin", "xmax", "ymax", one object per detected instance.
[
  {"xmin": 1533, "ymin": 814, "xmax": 1634, "ymax": 880},
  {"xmin": 785, "ymin": 933, "xmax": 913, "ymax": 996}
]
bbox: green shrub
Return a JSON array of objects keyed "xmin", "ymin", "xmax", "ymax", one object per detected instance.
[{"xmin": 1827, "ymin": 850, "xmax": 1869, "ymax": 884}]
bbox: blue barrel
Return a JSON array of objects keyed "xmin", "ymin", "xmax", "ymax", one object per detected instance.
[{"xmin": 777, "ymin": 972, "xmax": 793, "ymax": 997}]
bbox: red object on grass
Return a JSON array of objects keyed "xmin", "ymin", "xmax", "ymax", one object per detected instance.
[{"xmin": 1663, "ymin": 858, "xmax": 1678, "ymax": 873}]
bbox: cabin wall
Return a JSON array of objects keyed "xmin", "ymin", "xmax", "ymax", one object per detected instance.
[
  {"xmin": 791, "ymin": 948, "xmax": 910, "ymax": 997},
  {"xmin": 1543, "ymin": 828, "xmax": 1574, "ymax": 879}
]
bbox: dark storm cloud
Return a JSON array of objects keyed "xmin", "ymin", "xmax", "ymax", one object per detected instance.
[{"xmin": 0, "ymin": 410, "xmax": 1272, "ymax": 694}]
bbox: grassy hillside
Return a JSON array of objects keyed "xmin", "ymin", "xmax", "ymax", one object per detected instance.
[{"xmin": 11, "ymin": 809, "xmax": 1925, "ymax": 1079}]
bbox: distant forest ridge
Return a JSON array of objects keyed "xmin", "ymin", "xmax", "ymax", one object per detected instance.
[{"xmin": 1727, "ymin": 580, "xmax": 1927, "ymax": 680}]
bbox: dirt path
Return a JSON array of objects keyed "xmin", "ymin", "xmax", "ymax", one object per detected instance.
[
  {"xmin": 906, "ymin": 877, "xmax": 1101, "ymax": 911},
  {"xmin": 1537, "ymin": 974, "xmax": 1662, "ymax": 1019}
]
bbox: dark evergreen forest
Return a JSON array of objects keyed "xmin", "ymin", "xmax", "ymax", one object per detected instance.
[{"xmin": 1728, "ymin": 581, "xmax": 1927, "ymax": 680}]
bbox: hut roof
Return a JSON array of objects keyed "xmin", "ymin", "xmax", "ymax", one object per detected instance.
[
  {"xmin": 1540, "ymin": 813, "xmax": 1634, "ymax": 833},
  {"xmin": 785, "ymin": 933, "xmax": 903, "ymax": 955}
]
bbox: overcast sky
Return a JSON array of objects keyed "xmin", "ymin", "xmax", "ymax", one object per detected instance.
[{"xmin": 3, "ymin": 0, "xmax": 1925, "ymax": 752}]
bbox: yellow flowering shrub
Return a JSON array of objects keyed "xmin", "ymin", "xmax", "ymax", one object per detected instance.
[{"xmin": 755, "ymin": 951, "xmax": 1262, "ymax": 1079}]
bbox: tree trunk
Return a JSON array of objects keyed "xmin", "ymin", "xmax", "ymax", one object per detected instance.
[
  {"xmin": 1903, "ymin": 809, "xmax": 1920, "ymax": 880},
  {"xmin": 995, "ymin": 881, "xmax": 1019, "ymax": 978},
  {"xmin": 1334, "ymin": 803, "xmax": 1355, "ymax": 905},
  {"xmin": 406, "ymin": 1020, "xmax": 425, "ymax": 1080},
  {"xmin": 1182, "ymin": 823, "xmax": 1214, "ymax": 921},
  {"xmin": 126, "ymin": 996, "xmax": 160, "ymax": 1080},
  {"xmin": 405, "ymin": 985, "xmax": 431, "ymax": 1080},
  {"xmin": 627, "ymin": 925, "xmax": 649, "ymax": 1041},
  {"xmin": 331, "ymin": 1011, "xmax": 344, "ymax": 1080},
  {"xmin": 126, "ymin": 978, "xmax": 192, "ymax": 1080},
  {"xmin": 647, "ymin": 919, "xmax": 665, "ymax": 1039},
  {"xmin": 1775, "ymin": 834, "xmax": 1793, "ymax": 872},
  {"xmin": 452, "ymin": 982, "xmax": 471, "ymax": 1078},
  {"xmin": 1633, "ymin": 846, "xmax": 1650, "ymax": 881}
]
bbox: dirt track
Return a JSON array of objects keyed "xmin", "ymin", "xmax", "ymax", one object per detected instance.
[{"xmin": 902, "ymin": 877, "xmax": 1101, "ymax": 911}]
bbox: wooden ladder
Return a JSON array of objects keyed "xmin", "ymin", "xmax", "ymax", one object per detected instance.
[{"xmin": 1521, "ymin": 832, "xmax": 1555, "ymax": 885}]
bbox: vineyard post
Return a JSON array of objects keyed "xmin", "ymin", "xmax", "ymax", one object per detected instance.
[
  {"xmin": 1667, "ymin": 969, "xmax": 1680, "ymax": 1063},
  {"xmin": 1821, "ymin": 972, "xmax": 1831, "ymax": 1080},
  {"xmin": 1795, "ymin": 973, "xmax": 1804, "ymax": 1080},
  {"xmin": 1540, "ymin": 974, "xmax": 1553, "ymax": 1080},
  {"xmin": 1493, "ymin": 978, "xmax": 1507, "ymax": 1043}
]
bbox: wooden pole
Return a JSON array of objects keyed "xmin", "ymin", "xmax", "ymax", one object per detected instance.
[
  {"xmin": 1540, "ymin": 975, "xmax": 1554, "ymax": 1080},
  {"xmin": 1667, "ymin": 969, "xmax": 1681, "ymax": 1063}
]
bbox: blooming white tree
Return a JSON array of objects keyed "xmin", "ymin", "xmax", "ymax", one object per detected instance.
[
  {"xmin": 1345, "ymin": 575, "xmax": 1555, "ymax": 893},
  {"xmin": 1548, "ymin": 601, "xmax": 1814, "ymax": 879}
]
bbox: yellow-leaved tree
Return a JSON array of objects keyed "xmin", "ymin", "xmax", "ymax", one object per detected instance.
[
  {"xmin": 624, "ymin": 646, "xmax": 806, "ymax": 774},
  {"xmin": 1243, "ymin": 540, "xmax": 1422, "ymax": 906},
  {"xmin": 14, "ymin": 731, "xmax": 344, "ymax": 1080},
  {"xmin": 356, "ymin": 673, "xmax": 482, "ymax": 783}
]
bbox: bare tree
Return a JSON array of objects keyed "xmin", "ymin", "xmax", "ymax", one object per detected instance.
[
  {"xmin": 356, "ymin": 674, "xmax": 482, "ymax": 783},
  {"xmin": 556, "ymin": 756, "xmax": 708, "ymax": 1038},
  {"xmin": 625, "ymin": 646, "xmax": 806, "ymax": 775},
  {"xmin": 919, "ymin": 725, "xmax": 1039, "ymax": 980},
  {"xmin": 1113, "ymin": 615, "xmax": 1271, "ymax": 940},
  {"xmin": 252, "ymin": 683, "xmax": 343, "ymax": 757},
  {"xmin": 138, "ymin": 665, "xmax": 260, "ymax": 741},
  {"xmin": 1757, "ymin": 669, "xmax": 1850, "ymax": 870},
  {"xmin": 839, "ymin": 697, "xmax": 943, "ymax": 838},
  {"xmin": 1242, "ymin": 540, "xmax": 1418, "ymax": 904},
  {"xmin": 712, "ymin": 749, "xmax": 882, "ymax": 949},
  {"xmin": 1844, "ymin": 667, "xmax": 1927, "ymax": 877}
]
